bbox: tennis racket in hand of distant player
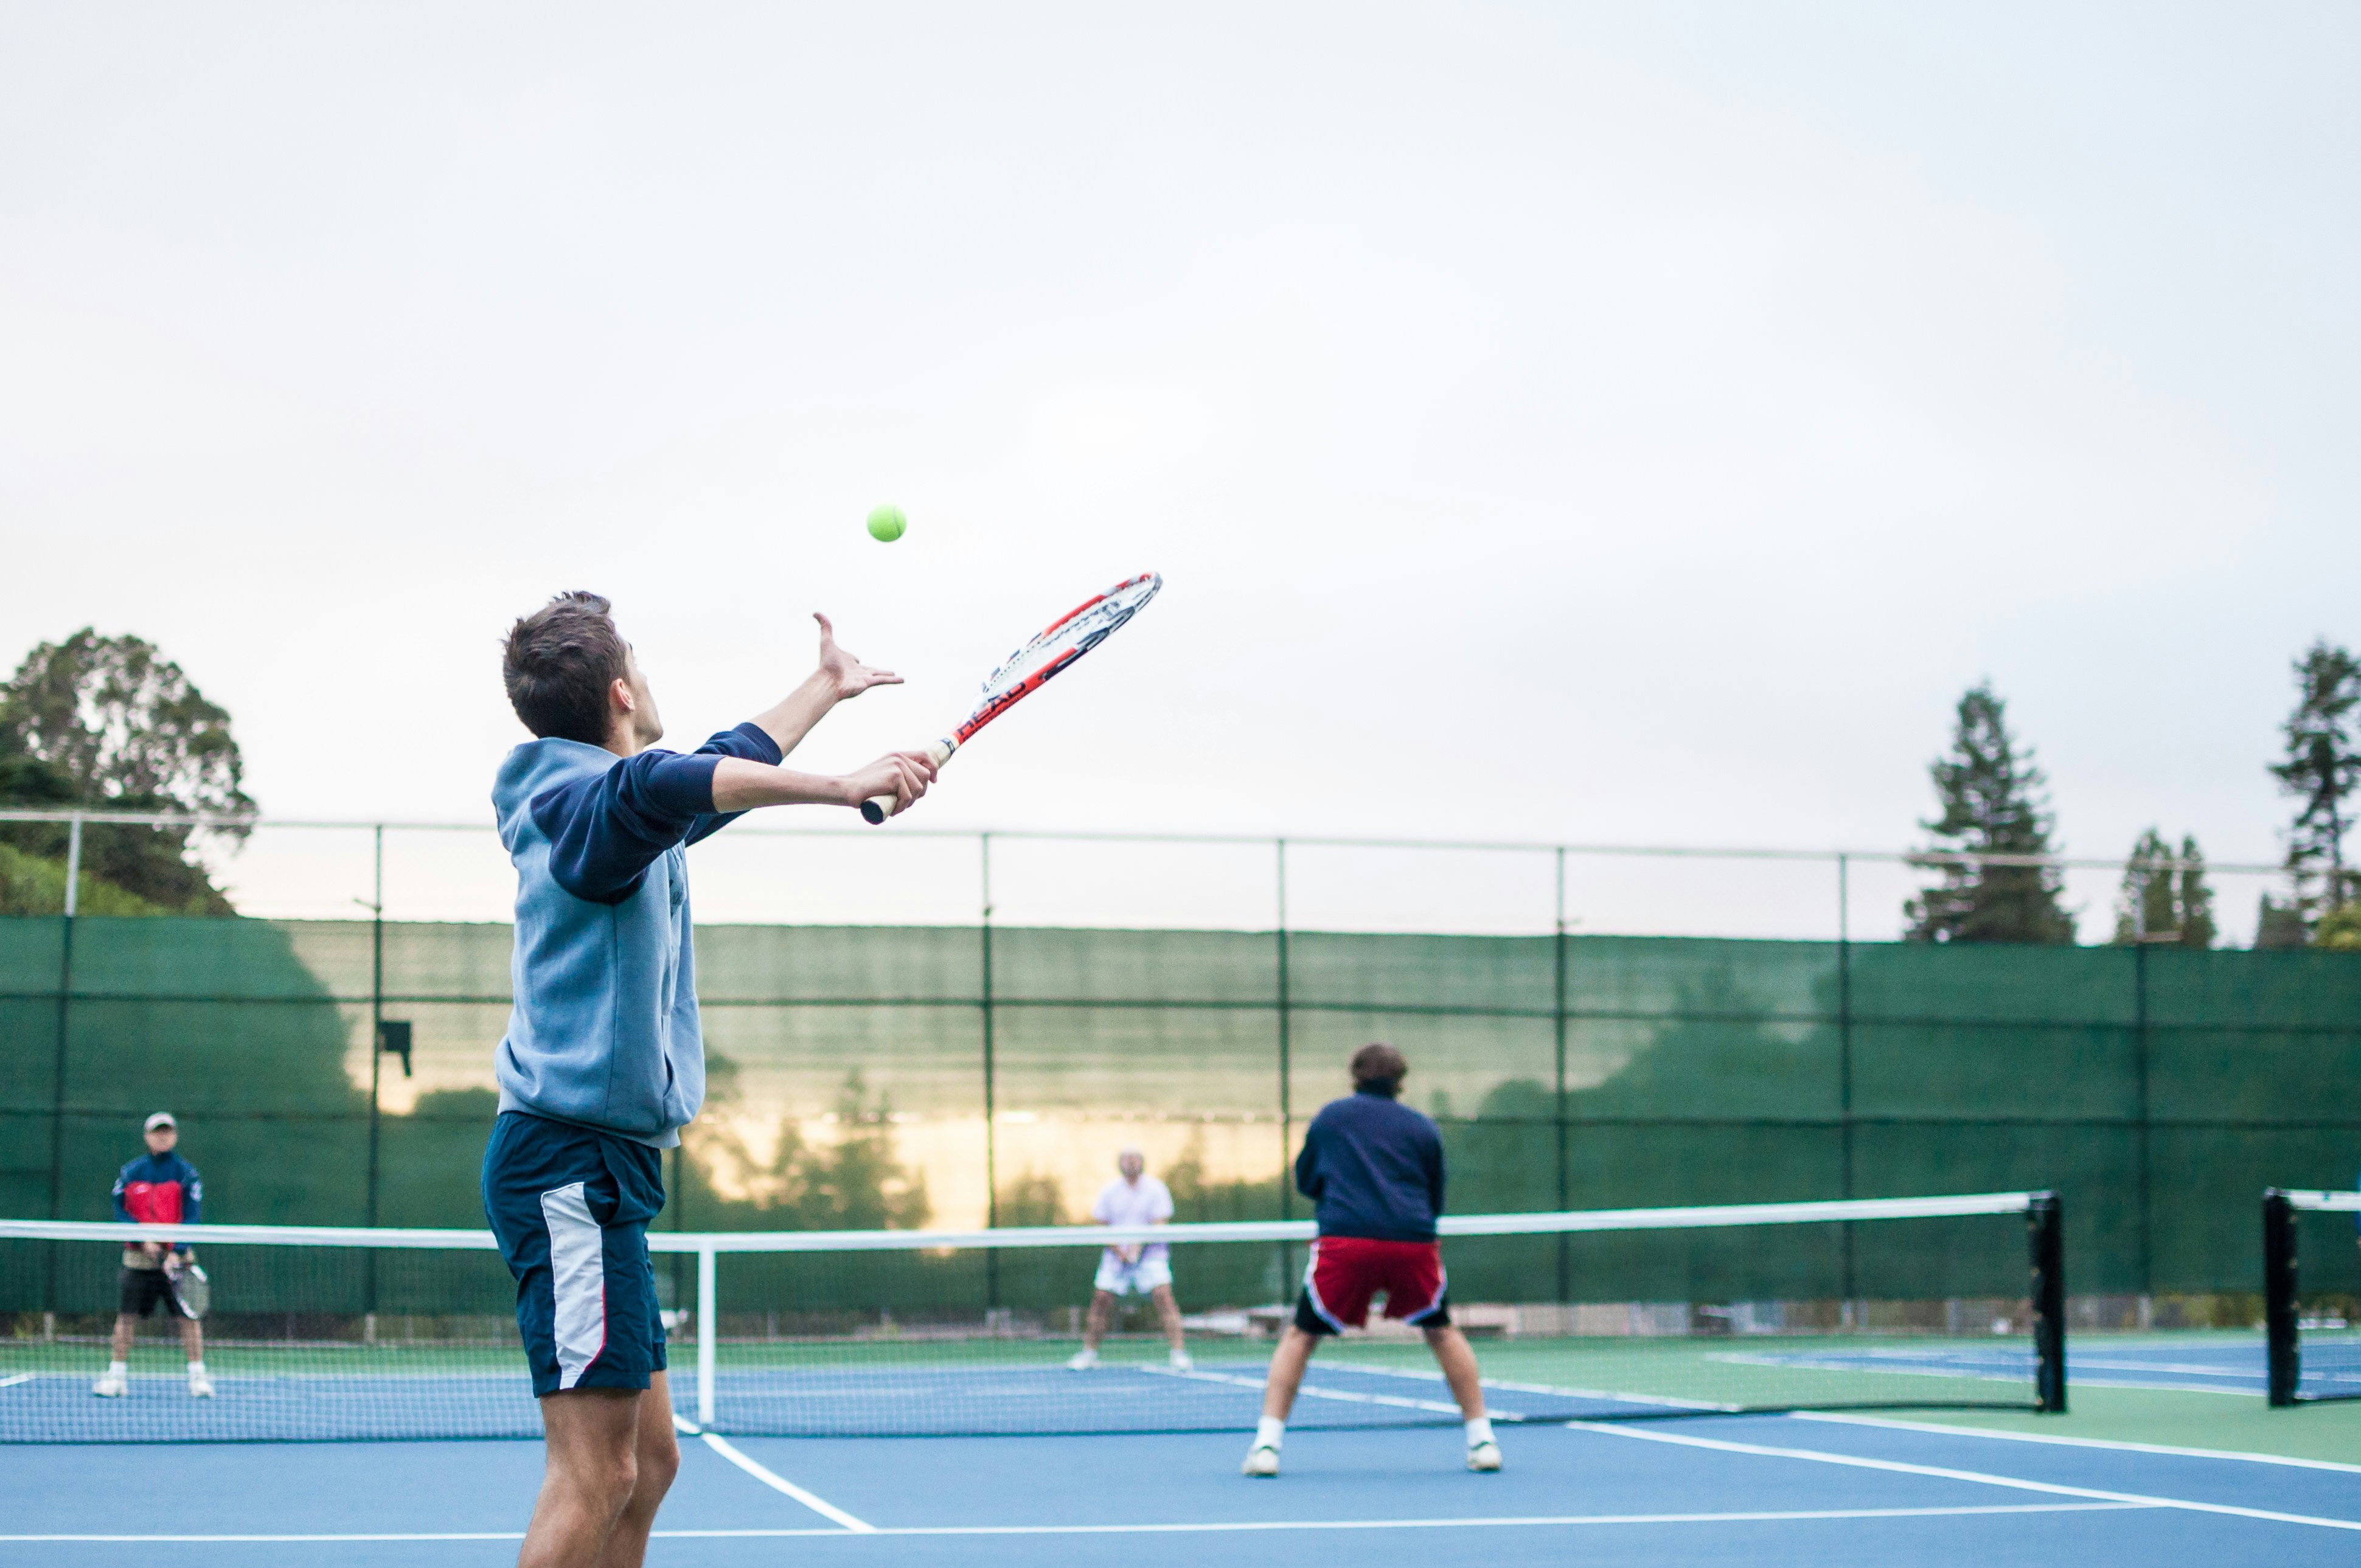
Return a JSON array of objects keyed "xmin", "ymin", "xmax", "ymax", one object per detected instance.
[
  {"xmin": 861, "ymin": 571, "xmax": 1162, "ymax": 824},
  {"xmin": 164, "ymin": 1253, "xmax": 209, "ymax": 1320}
]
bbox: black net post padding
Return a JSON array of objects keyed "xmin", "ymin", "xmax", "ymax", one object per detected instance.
[
  {"xmin": 2264, "ymin": 1188, "xmax": 2300, "ymax": 1407},
  {"xmin": 2028, "ymin": 1191, "xmax": 2067, "ymax": 1414}
]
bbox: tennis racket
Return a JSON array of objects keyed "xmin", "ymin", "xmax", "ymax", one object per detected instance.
[
  {"xmin": 862, "ymin": 571, "xmax": 1162, "ymax": 824},
  {"xmin": 164, "ymin": 1254, "xmax": 209, "ymax": 1320}
]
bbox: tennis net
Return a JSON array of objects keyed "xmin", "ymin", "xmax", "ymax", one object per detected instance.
[
  {"xmin": 2264, "ymin": 1188, "xmax": 2361, "ymax": 1406},
  {"xmin": 2, "ymin": 1192, "xmax": 2064, "ymax": 1443}
]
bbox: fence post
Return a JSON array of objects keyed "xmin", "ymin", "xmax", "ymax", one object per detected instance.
[
  {"xmin": 697, "ymin": 1242, "xmax": 717, "ymax": 1427},
  {"xmin": 43, "ymin": 812, "xmax": 83, "ymax": 1316},
  {"xmin": 2133, "ymin": 940, "xmax": 2152, "ymax": 1303},
  {"xmin": 1276, "ymin": 839, "xmax": 1290, "ymax": 1221},
  {"xmin": 2264, "ymin": 1190, "xmax": 2299, "ymax": 1407},
  {"xmin": 1554, "ymin": 846, "xmax": 1569, "ymax": 1302},
  {"xmin": 1837, "ymin": 853, "xmax": 1855, "ymax": 1311},
  {"xmin": 979, "ymin": 833, "xmax": 997, "ymax": 1310}
]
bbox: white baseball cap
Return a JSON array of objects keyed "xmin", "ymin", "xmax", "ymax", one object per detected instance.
[{"xmin": 144, "ymin": 1112, "xmax": 177, "ymax": 1131}]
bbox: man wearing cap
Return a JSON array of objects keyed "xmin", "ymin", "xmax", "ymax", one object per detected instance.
[
  {"xmin": 1067, "ymin": 1145, "xmax": 1192, "ymax": 1372},
  {"xmin": 93, "ymin": 1112, "xmax": 211, "ymax": 1399}
]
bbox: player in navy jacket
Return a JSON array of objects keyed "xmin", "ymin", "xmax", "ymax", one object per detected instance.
[
  {"xmin": 92, "ymin": 1112, "xmax": 210, "ymax": 1398},
  {"xmin": 1243, "ymin": 1044, "xmax": 1500, "ymax": 1477}
]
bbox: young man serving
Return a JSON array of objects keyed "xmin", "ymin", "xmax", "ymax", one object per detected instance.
[
  {"xmin": 484, "ymin": 593, "xmax": 934, "ymax": 1568},
  {"xmin": 1243, "ymin": 1044, "xmax": 1500, "ymax": 1477}
]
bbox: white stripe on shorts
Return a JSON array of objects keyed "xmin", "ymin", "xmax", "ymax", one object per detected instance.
[{"xmin": 541, "ymin": 1182, "xmax": 606, "ymax": 1389}]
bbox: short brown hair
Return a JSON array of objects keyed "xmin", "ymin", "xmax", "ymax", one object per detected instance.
[
  {"xmin": 1351, "ymin": 1042, "xmax": 1408, "ymax": 1097},
  {"xmin": 502, "ymin": 592, "xmax": 630, "ymax": 743}
]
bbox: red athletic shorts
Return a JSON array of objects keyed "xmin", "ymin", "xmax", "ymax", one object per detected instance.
[{"xmin": 1295, "ymin": 1235, "xmax": 1450, "ymax": 1334}]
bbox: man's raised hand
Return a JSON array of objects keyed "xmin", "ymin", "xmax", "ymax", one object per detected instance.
[{"xmin": 816, "ymin": 612, "xmax": 902, "ymax": 701}]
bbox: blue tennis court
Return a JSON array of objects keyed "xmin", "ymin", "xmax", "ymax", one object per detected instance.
[{"xmin": 5, "ymin": 1410, "xmax": 2358, "ymax": 1567}]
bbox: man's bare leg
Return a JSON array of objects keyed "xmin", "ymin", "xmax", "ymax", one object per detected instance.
[
  {"xmin": 1259, "ymin": 1324, "xmax": 1318, "ymax": 1420},
  {"xmin": 1422, "ymin": 1324, "xmax": 1486, "ymax": 1418},
  {"xmin": 1081, "ymin": 1291, "xmax": 1114, "ymax": 1353},
  {"xmin": 110, "ymin": 1314, "xmax": 136, "ymax": 1362},
  {"xmin": 178, "ymin": 1314, "xmax": 204, "ymax": 1364},
  {"xmin": 597, "ymin": 1373, "xmax": 680, "ymax": 1568},
  {"xmin": 1150, "ymin": 1285, "xmax": 1186, "ymax": 1355},
  {"xmin": 520, "ymin": 1382, "xmax": 664, "ymax": 1568},
  {"xmin": 1425, "ymin": 1323, "xmax": 1500, "ymax": 1469}
]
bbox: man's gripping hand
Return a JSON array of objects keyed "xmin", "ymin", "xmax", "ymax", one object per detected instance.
[
  {"xmin": 816, "ymin": 613, "xmax": 901, "ymax": 701},
  {"xmin": 843, "ymin": 749, "xmax": 939, "ymax": 818}
]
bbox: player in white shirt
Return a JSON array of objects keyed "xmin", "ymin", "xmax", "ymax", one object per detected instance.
[{"xmin": 1067, "ymin": 1145, "xmax": 1192, "ymax": 1372}]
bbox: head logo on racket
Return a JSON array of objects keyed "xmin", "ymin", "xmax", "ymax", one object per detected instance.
[{"xmin": 862, "ymin": 572, "xmax": 1161, "ymax": 824}]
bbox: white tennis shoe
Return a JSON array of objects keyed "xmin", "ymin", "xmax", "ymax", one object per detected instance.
[
  {"xmin": 91, "ymin": 1369, "xmax": 127, "ymax": 1398},
  {"xmin": 1467, "ymin": 1439, "xmax": 1502, "ymax": 1472},
  {"xmin": 1168, "ymin": 1348, "xmax": 1193, "ymax": 1372},
  {"xmin": 187, "ymin": 1369, "xmax": 215, "ymax": 1398},
  {"xmin": 1066, "ymin": 1348, "xmax": 1099, "ymax": 1371},
  {"xmin": 1240, "ymin": 1443, "xmax": 1280, "ymax": 1477}
]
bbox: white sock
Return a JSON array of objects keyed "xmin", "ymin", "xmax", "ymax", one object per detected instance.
[
  {"xmin": 187, "ymin": 1361, "xmax": 207, "ymax": 1377},
  {"xmin": 1466, "ymin": 1416, "xmax": 1494, "ymax": 1446},
  {"xmin": 106, "ymin": 1360, "xmax": 127, "ymax": 1378},
  {"xmin": 1255, "ymin": 1415, "xmax": 1286, "ymax": 1450}
]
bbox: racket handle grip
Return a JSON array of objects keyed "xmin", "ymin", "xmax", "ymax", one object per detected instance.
[{"xmin": 860, "ymin": 740, "xmax": 955, "ymax": 825}]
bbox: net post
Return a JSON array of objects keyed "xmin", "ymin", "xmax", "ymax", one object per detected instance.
[
  {"xmin": 696, "ymin": 1243, "xmax": 717, "ymax": 1428},
  {"xmin": 2028, "ymin": 1191, "xmax": 2067, "ymax": 1414},
  {"xmin": 2264, "ymin": 1188, "xmax": 2299, "ymax": 1407}
]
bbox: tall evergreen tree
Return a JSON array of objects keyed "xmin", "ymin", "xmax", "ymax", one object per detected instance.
[
  {"xmin": 2111, "ymin": 828, "xmax": 2215, "ymax": 948},
  {"xmin": 2269, "ymin": 637, "xmax": 2361, "ymax": 928},
  {"xmin": 1905, "ymin": 682, "xmax": 2076, "ymax": 944},
  {"xmin": 2175, "ymin": 834, "xmax": 2217, "ymax": 949}
]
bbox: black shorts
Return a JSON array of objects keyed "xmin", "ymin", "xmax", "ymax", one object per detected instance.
[{"xmin": 118, "ymin": 1266, "xmax": 182, "ymax": 1319}]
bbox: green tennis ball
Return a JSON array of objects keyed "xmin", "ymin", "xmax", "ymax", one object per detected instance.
[{"xmin": 866, "ymin": 505, "xmax": 906, "ymax": 543}]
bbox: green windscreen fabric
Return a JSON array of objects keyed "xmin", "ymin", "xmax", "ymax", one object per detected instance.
[{"xmin": 4, "ymin": 916, "xmax": 2360, "ymax": 1317}]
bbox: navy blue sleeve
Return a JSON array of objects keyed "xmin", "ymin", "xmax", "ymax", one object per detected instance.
[
  {"xmin": 1294, "ymin": 1114, "xmax": 1325, "ymax": 1202},
  {"xmin": 681, "ymin": 723, "xmax": 786, "ymax": 848},
  {"xmin": 179, "ymin": 1157, "xmax": 203, "ymax": 1227},
  {"xmin": 530, "ymin": 725, "xmax": 783, "ymax": 904},
  {"xmin": 113, "ymin": 1161, "xmax": 133, "ymax": 1223},
  {"xmin": 1424, "ymin": 1120, "xmax": 1445, "ymax": 1218}
]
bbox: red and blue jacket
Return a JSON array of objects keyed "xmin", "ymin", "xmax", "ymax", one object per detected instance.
[{"xmin": 114, "ymin": 1151, "xmax": 203, "ymax": 1254}]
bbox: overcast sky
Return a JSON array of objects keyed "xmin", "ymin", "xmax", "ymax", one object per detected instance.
[{"xmin": 3, "ymin": 4, "xmax": 2354, "ymax": 940}]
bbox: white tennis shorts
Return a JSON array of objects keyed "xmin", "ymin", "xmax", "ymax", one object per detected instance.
[{"xmin": 1093, "ymin": 1254, "xmax": 1174, "ymax": 1296}]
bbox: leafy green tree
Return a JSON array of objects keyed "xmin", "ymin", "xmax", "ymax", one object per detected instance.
[
  {"xmin": 1905, "ymin": 683, "xmax": 2077, "ymax": 945},
  {"xmin": 2317, "ymin": 904, "xmax": 2361, "ymax": 951},
  {"xmin": 2270, "ymin": 639, "xmax": 2361, "ymax": 929},
  {"xmin": 2112, "ymin": 830, "xmax": 2216, "ymax": 948},
  {"xmin": 0, "ymin": 631, "xmax": 253, "ymax": 913}
]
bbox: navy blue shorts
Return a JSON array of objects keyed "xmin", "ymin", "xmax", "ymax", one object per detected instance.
[{"xmin": 482, "ymin": 1111, "xmax": 669, "ymax": 1398}]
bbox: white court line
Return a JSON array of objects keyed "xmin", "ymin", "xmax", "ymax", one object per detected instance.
[
  {"xmin": 670, "ymin": 1414, "xmax": 875, "ymax": 1533},
  {"xmin": 0, "ymin": 1502, "xmax": 2147, "ymax": 1542},
  {"xmin": 1568, "ymin": 1420, "xmax": 2361, "ymax": 1533},
  {"xmin": 0, "ymin": 1373, "xmax": 32, "ymax": 1389},
  {"xmin": 1793, "ymin": 1411, "xmax": 2361, "ymax": 1474},
  {"xmin": 1138, "ymin": 1363, "xmax": 1493, "ymax": 1419},
  {"xmin": 1336, "ymin": 1361, "xmax": 1733, "ymax": 1412}
]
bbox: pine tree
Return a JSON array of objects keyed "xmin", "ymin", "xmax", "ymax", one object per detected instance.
[
  {"xmin": 2112, "ymin": 828, "xmax": 2174, "ymax": 943},
  {"xmin": 2269, "ymin": 638, "xmax": 2361, "ymax": 928},
  {"xmin": 1905, "ymin": 683, "xmax": 2077, "ymax": 944},
  {"xmin": 2111, "ymin": 829, "xmax": 2215, "ymax": 948},
  {"xmin": 2176, "ymin": 834, "xmax": 2217, "ymax": 949}
]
